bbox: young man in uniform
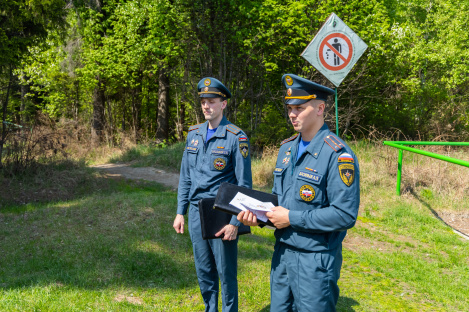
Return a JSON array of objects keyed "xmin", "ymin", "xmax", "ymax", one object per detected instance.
[
  {"xmin": 173, "ymin": 77, "xmax": 252, "ymax": 312},
  {"xmin": 238, "ymin": 74, "xmax": 360, "ymax": 312}
]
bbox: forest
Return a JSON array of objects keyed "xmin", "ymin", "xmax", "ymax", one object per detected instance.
[
  {"xmin": 2, "ymin": 2, "xmax": 469, "ymax": 310},
  {"xmin": 1, "ymin": 0, "xmax": 469, "ymax": 169}
]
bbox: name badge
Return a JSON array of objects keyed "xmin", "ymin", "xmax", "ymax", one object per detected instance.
[
  {"xmin": 211, "ymin": 149, "xmax": 230, "ymax": 156},
  {"xmin": 297, "ymin": 170, "xmax": 322, "ymax": 184},
  {"xmin": 274, "ymin": 167, "xmax": 285, "ymax": 174}
]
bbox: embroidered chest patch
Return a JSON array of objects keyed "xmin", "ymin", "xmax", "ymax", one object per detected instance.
[
  {"xmin": 299, "ymin": 185, "xmax": 315, "ymax": 201},
  {"xmin": 339, "ymin": 163, "xmax": 355, "ymax": 186},
  {"xmin": 213, "ymin": 158, "xmax": 226, "ymax": 170},
  {"xmin": 239, "ymin": 142, "xmax": 249, "ymax": 158}
]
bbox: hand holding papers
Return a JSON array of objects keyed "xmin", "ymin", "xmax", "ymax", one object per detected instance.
[
  {"xmin": 229, "ymin": 192, "xmax": 274, "ymax": 223},
  {"xmin": 213, "ymin": 182, "xmax": 278, "ymax": 227}
]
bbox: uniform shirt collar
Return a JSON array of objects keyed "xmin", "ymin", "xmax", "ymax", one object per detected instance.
[
  {"xmin": 197, "ymin": 115, "xmax": 229, "ymax": 140},
  {"xmin": 303, "ymin": 123, "xmax": 329, "ymax": 159}
]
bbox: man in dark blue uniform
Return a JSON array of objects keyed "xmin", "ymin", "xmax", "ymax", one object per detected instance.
[
  {"xmin": 238, "ymin": 74, "xmax": 360, "ymax": 312},
  {"xmin": 173, "ymin": 77, "xmax": 252, "ymax": 312}
]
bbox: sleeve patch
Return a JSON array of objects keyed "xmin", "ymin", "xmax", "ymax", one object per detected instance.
[
  {"xmin": 338, "ymin": 163, "xmax": 355, "ymax": 186},
  {"xmin": 239, "ymin": 142, "xmax": 249, "ymax": 158},
  {"xmin": 338, "ymin": 152, "xmax": 354, "ymax": 163}
]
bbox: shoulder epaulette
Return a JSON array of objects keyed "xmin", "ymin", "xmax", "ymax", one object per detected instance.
[
  {"xmin": 189, "ymin": 123, "xmax": 204, "ymax": 131},
  {"xmin": 324, "ymin": 135, "xmax": 345, "ymax": 152},
  {"xmin": 226, "ymin": 124, "xmax": 241, "ymax": 135},
  {"xmin": 280, "ymin": 133, "xmax": 299, "ymax": 145}
]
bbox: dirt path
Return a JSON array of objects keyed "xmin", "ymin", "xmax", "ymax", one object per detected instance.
[
  {"xmin": 91, "ymin": 163, "xmax": 469, "ymax": 239},
  {"xmin": 91, "ymin": 163, "xmax": 179, "ymax": 189},
  {"xmin": 433, "ymin": 210, "xmax": 469, "ymax": 239}
]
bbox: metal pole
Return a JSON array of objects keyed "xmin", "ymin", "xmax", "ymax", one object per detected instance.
[
  {"xmin": 397, "ymin": 149, "xmax": 403, "ymax": 195},
  {"xmin": 335, "ymin": 87, "xmax": 339, "ymax": 136},
  {"xmin": 383, "ymin": 141, "xmax": 469, "ymax": 168},
  {"xmin": 389, "ymin": 141, "xmax": 469, "ymax": 146}
]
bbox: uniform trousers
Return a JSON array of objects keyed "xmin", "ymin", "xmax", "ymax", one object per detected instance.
[
  {"xmin": 189, "ymin": 204, "xmax": 238, "ymax": 312},
  {"xmin": 270, "ymin": 242, "xmax": 342, "ymax": 312}
]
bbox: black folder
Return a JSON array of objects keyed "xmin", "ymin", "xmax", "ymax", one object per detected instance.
[
  {"xmin": 214, "ymin": 182, "xmax": 277, "ymax": 227},
  {"xmin": 198, "ymin": 197, "xmax": 251, "ymax": 240}
]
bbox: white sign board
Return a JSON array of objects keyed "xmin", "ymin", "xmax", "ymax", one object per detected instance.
[{"xmin": 301, "ymin": 13, "xmax": 368, "ymax": 87}]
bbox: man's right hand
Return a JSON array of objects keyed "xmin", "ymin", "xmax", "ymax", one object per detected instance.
[
  {"xmin": 173, "ymin": 214, "xmax": 185, "ymax": 234},
  {"xmin": 237, "ymin": 210, "xmax": 259, "ymax": 226}
]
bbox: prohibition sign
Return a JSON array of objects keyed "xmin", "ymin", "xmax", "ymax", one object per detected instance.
[{"xmin": 318, "ymin": 33, "xmax": 353, "ymax": 71}]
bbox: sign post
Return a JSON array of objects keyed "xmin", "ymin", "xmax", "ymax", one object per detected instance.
[{"xmin": 301, "ymin": 13, "xmax": 368, "ymax": 136}]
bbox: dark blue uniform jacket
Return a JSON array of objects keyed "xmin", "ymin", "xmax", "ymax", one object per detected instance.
[
  {"xmin": 272, "ymin": 124, "xmax": 360, "ymax": 251},
  {"xmin": 177, "ymin": 116, "xmax": 252, "ymax": 226}
]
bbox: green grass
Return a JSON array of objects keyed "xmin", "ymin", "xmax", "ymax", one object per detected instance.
[
  {"xmin": 109, "ymin": 142, "xmax": 185, "ymax": 172},
  {"xmin": 1, "ymin": 142, "xmax": 469, "ymax": 311},
  {"xmin": 0, "ymin": 178, "xmax": 274, "ymax": 311}
]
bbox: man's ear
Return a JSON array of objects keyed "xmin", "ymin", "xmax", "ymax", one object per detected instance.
[
  {"xmin": 317, "ymin": 102, "xmax": 325, "ymax": 115},
  {"xmin": 221, "ymin": 99, "xmax": 227, "ymax": 110}
]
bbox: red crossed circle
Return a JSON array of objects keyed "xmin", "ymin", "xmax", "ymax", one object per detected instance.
[{"xmin": 318, "ymin": 33, "xmax": 353, "ymax": 71}]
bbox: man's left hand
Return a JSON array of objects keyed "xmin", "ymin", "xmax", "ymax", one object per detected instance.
[
  {"xmin": 266, "ymin": 206, "xmax": 290, "ymax": 229},
  {"xmin": 215, "ymin": 224, "xmax": 238, "ymax": 241}
]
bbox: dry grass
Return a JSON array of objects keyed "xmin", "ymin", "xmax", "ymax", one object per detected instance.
[
  {"xmin": 0, "ymin": 119, "xmax": 139, "ymax": 206},
  {"xmin": 251, "ymin": 141, "xmax": 469, "ymax": 210},
  {"xmin": 374, "ymin": 144, "xmax": 469, "ymax": 199},
  {"xmin": 252, "ymin": 145, "xmax": 279, "ymax": 189},
  {"xmin": 56, "ymin": 119, "xmax": 137, "ymax": 165}
]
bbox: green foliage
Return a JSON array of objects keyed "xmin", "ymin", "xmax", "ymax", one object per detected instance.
[
  {"xmin": 0, "ymin": 0, "xmax": 67, "ymax": 68},
  {"xmin": 5, "ymin": 0, "xmax": 469, "ymax": 146}
]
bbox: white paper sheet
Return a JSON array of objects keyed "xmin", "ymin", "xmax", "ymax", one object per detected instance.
[{"xmin": 229, "ymin": 192, "xmax": 274, "ymax": 222}]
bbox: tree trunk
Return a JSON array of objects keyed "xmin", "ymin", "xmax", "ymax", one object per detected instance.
[
  {"xmin": 0, "ymin": 66, "xmax": 13, "ymax": 169},
  {"xmin": 20, "ymin": 83, "xmax": 27, "ymax": 123},
  {"xmin": 155, "ymin": 68, "xmax": 169, "ymax": 143},
  {"xmin": 177, "ymin": 100, "xmax": 185, "ymax": 142},
  {"xmin": 74, "ymin": 80, "xmax": 80, "ymax": 122},
  {"xmin": 91, "ymin": 75, "xmax": 106, "ymax": 146},
  {"xmin": 131, "ymin": 86, "xmax": 141, "ymax": 143}
]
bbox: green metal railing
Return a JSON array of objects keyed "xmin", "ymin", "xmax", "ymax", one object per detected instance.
[
  {"xmin": 383, "ymin": 141, "xmax": 469, "ymax": 195},
  {"xmin": 2, "ymin": 121, "xmax": 23, "ymax": 128}
]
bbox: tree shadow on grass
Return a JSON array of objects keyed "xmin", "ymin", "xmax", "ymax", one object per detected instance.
[
  {"xmin": 409, "ymin": 188, "xmax": 468, "ymax": 238},
  {"xmin": 337, "ymin": 296, "xmax": 360, "ymax": 311},
  {"xmin": 0, "ymin": 176, "xmax": 274, "ymax": 293}
]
